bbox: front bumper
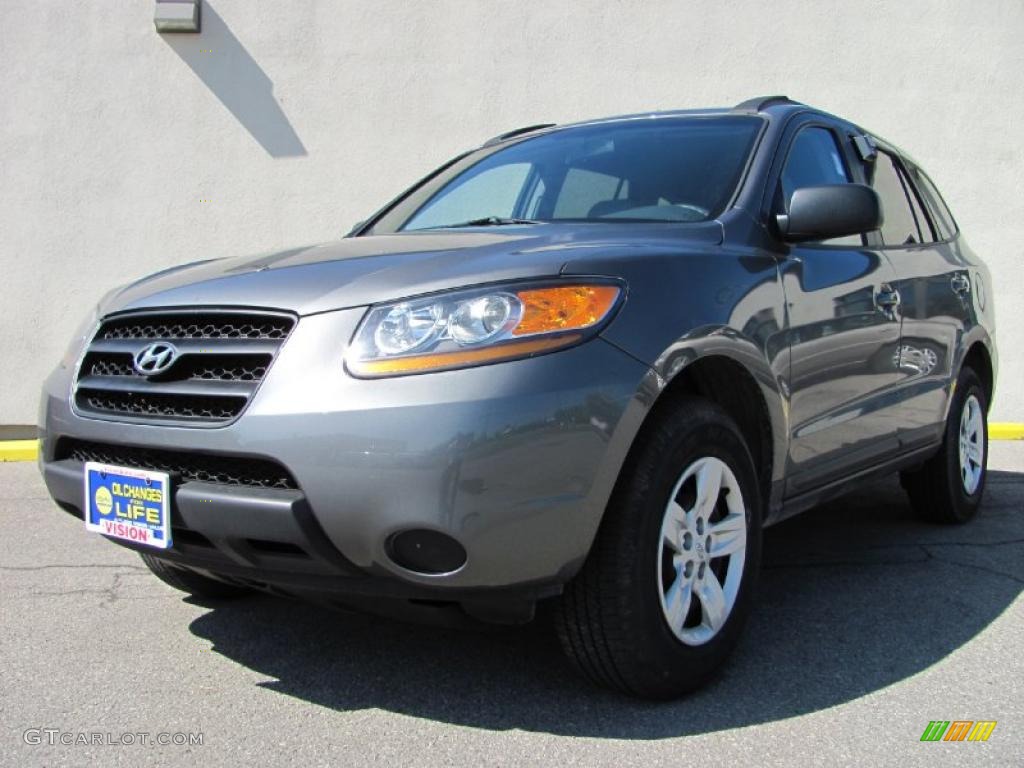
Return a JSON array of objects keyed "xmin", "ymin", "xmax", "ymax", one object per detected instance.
[{"xmin": 40, "ymin": 307, "xmax": 651, "ymax": 608}]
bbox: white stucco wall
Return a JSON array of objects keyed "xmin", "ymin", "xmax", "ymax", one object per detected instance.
[{"xmin": 1, "ymin": 0, "xmax": 1021, "ymax": 424}]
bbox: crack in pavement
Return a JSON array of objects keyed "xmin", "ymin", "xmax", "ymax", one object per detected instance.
[
  {"xmin": 0, "ymin": 563, "xmax": 147, "ymax": 572},
  {"xmin": 18, "ymin": 568, "xmax": 158, "ymax": 607},
  {"xmin": 764, "ymin": 555, "xmax": 928, "ymax": 571},
  {"xmin": 766, "ymin": 536, "xmax": 1024, "ymax": 553},
  {"xmin": 765, "ymin": 541, "xmax": 1024, "ymax": 584},
  {"xmin": 924, "ymin": 537, "xmax": 1024, "ymax": 547},
  {"xmin": 2, "ymin": 563, "xmax": 156, "ymax": 608},
  {"xmin": 919, "ymin": 544, "xmax": 1024, "ymax": 585}
]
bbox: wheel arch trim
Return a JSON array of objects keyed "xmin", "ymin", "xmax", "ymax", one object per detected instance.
[
  {"xmin": 946, "ymin": 328, "xmax": 997, "ymax": 421},
  {"xmin": 590, "ymin": 331, "xmax": 789, "ymax": 545}
]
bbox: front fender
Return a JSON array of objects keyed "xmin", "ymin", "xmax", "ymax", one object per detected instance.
[{"xmin": 563, "ymin": 246, "xmax": 790, "ymax": 519}]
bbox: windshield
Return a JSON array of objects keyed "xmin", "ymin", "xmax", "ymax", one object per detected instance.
[{"xmin": 366, "ymin": 115, "xmax": 763, "ymax": 234}]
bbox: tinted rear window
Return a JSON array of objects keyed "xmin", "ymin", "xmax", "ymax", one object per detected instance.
[
  {"xmin": 867, "ymin": 150, "xmax": 922, "ymax": 246},
  {"xmin": 906, "ymin": 165, "xmax": 958, "ymax": 240}
]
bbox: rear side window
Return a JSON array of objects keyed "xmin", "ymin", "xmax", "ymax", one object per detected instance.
[
  {"xmin": 902, "ymin": 170, "xmax": 936, "ymax": 243},
  {"xmin": 865, "ymin": 151, "xmax": 921, "ymax": 246},
  {"xmin": 907, "ymin": 166, "xmax": 958, "ymax": 240}
]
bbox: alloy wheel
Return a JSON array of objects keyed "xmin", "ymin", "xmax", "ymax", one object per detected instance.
[
  {"xmin": 657, "ymin": 456, "xmax": 747, "ymax": 646},
  {"xmin": 958, "ymin": 394, "xmax": 984, "ymax": 495}
]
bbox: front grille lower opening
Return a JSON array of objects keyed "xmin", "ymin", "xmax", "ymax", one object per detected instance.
[
  {"xmin": 171, "ymin": 528, "xmax": 215, "ymax": 548},
  {"xmin": 56, "ymin": 438, "xmax": 298, "ymax": 491},
  {"xmin": 76, "ymin": 389, "xmax": 247, "ymax": 422},
  {"xmin": 246, "ymin": 539, "xmax": 308, "ymax": 557}
]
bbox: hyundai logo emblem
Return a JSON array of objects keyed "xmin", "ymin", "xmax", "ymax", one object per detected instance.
[{"xmin": 133, "ymin": 342, "xmax": 179, "ymax": 376}]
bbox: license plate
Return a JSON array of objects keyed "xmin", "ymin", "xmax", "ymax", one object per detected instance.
[{"xmin": 84, "ymin": 462, "xmax": 172, "ymax": 549}]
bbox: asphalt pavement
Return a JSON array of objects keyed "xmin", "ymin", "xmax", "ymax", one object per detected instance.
[{"xmin": 2, "ymin": 444, "xmax": 1022, "ymax": 767}]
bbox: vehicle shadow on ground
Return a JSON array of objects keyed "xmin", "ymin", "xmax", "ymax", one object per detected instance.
[{"xmin": 188, "ymin": 472, "xmax": 1023, "ymax": 738}]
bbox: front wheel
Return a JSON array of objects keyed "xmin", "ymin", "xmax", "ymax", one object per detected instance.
[
  {"xmin": 554, "ymin": 397, "xmax": 762, "ymax": 699},
  {"xmin": 901, "ymin": 366, "xmax": 988, "ymax": 524}
]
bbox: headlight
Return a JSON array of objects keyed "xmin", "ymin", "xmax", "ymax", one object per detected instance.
[{"xmin": 346, "ymin": 281, "xmax": 622, "ymax": 377}]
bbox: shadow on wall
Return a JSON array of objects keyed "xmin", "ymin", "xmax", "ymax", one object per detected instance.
[
  {"xmin": 186, "ymin": 471, "xmax": 1023, "ymax": 738},
  {"xmin": 161, "ymin": 2, "xmax": 306, "ymax": 158}
]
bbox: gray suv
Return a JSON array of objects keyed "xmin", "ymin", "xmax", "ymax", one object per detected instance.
[{"xmin": 39, "ymin": 96, "xmax": 997, "ymax": 699}]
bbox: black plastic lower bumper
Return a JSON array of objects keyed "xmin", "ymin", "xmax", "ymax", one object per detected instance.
[{"xmin": 42, "ymin": 459, "xmax": 549, "ymax": 624}]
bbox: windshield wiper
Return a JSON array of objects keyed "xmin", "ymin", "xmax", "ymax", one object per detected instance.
[{"xmin": 436, "ymin": 216, "xmax": 543, "ymax": 229}]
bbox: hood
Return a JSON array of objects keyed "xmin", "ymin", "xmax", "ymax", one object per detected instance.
[{"xmin": 103, "ymin": 222, "xmax": 723, "ymax": 317}]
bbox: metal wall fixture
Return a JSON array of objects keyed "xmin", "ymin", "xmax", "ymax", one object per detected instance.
[{"xmin": 154, "ymin": 0, "xmax": 201, "ymax": 33}]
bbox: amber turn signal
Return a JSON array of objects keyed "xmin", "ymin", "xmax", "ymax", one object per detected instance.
[
  {"xmin": 346, "ymin": 281, "xmax": 622, "ymax": 377},
  {"xmin": 513, "ymin": 285, "xmax": 621, "ymax": 336}
]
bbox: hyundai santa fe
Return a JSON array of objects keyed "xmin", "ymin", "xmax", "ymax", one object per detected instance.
[{"xmin": 39, "ymin": 96, "xmax": 997, "ymax": 699}]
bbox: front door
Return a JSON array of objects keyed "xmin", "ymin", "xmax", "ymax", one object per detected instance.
[{"xmin": 772, "ymin": 122, "xmax": 904, "ymax": 495}]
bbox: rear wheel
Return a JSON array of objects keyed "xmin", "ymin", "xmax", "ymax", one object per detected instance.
[
  {"xmin": 554, "ymin": 398, "xmax": 762, "ymax": 699},
  {"xmin": 139, "ymin": 553, "xmax": 251, "ymax": 599},
  {"xmin": 901, "ymin": 366, "xmax": 988, "ymax": 524}
]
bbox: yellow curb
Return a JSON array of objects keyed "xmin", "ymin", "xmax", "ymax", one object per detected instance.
[
  {"xmin": 0, "ymin": 439, "xmax": 39, "ymax": 462},
  {"xmin": 0, "ymin": 423, "xmax": 1022, "ymax": 463},
  {"xmin": 991, "ymin": 423, "xmax": 1024, "ymax": 440}
]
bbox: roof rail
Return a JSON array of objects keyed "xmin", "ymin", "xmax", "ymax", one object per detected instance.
[
  {"xmin": 483, "ymin": 123, "xmax": 556, "ymax": 147},
  {"xmin": 732, "ymin": 95, "xmax": 802, "ymax": 112}
]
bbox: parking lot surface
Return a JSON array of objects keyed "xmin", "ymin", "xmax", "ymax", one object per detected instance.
[{"xmin": 2, "ymin": 444, "xmax": 1022, "ymax": 767}]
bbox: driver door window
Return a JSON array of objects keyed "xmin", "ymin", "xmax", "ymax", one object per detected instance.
[{"xmin": 779, "ymin": 127, "xmax": 861, "ymax": 246}]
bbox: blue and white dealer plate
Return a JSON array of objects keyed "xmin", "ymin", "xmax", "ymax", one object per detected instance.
[{"xmin": 84, "ymin": 462, "xmax": 172, "ymax": 549}]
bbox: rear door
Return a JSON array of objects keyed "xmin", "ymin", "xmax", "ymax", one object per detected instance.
[
  {"xmin": 859, "ymin": 146, "xmax": 974, "ymax": 448},
  {"xmin": 771, "ymin": 119, "xmax": 904, "ymax": 495}
]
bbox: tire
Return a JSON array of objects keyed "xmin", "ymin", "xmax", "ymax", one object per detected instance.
[
  {"xmin": 139, "ymin": 553, "xmax": 251, "ymax": 599},
  {"xmin": 901, "ymin": 366, "xmax": 988, "ymax": 524},
  {"xmin": 554, "ymin": 397, "xmax": 763, "ymax": 699}
]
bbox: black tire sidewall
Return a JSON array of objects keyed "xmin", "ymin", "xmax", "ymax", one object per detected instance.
[
  {"xmin": 942, "ymin": 369, "xmax": 988, "ymax": 519},
  {"xmin": 617, "ymin": 404, "xmax": 763, "ymax": 694}
]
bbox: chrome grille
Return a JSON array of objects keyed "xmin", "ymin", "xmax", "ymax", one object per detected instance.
[
  {"xmin": 74, "ymin": 310, "xmax": 295, "ymax": 425},
  {"xmin": 82, "ymin": 352, "xmax": 272, "ymax": 382},
  {"xmin": 99, "ymin": 315, "xmax": 292, "ymax": 340}
]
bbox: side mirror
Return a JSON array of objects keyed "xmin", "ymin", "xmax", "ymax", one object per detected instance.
[{"xmin": 776, "ymin": 184, "xmax": 882, "ymax": 243}]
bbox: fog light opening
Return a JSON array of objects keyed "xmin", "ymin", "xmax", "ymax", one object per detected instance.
[{"xmin": 388, "ymin": 529, "xmax": 467, "ymax": 575}]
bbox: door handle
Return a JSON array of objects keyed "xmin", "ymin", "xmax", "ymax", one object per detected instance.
[
  {"xmin": 951, "ymin": 273, "xmax": 971, "ymax": 296},
  {"xmin": 875, "ymin": 283, "xmax": 901, "ymax": 316}
]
